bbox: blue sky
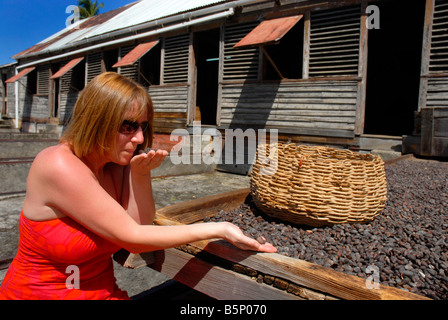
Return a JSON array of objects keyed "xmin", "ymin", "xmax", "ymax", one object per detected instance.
[{"xmin": 0, "ymin": 0, "xmax": 136, "ymax": 66}]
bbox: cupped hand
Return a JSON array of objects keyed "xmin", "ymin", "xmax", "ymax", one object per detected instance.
[
  {"xmin": 221, "ymin": 222, "xmax": 277, "ymax": 253},
  {"xmin": 130, "ymin": 148, "xmax": 168, "ymax": 176}
]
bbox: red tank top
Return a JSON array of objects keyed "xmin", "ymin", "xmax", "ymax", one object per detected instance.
[{"xmin": 0, "ymin": 212, "xmax": 129, "ymax": 300}]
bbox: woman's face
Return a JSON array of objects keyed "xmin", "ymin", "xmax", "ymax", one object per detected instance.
[{"xmin": 113, "ymin": 106, "xmax": 148, "ymax": 165}]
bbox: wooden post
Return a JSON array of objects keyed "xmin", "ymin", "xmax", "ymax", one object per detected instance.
[{"xmin": 355, "ymin": 1, "xmax": 369, "ymax": 136}]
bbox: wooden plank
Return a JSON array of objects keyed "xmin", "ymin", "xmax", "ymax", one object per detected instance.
[
  {"xmin": 433, "ymin": 137, "xmax": 448, "ymax": 156},
  {"xmin": 113, "ymin": 249, "xmax": 155, "ymax": 269},
  {"xmin": 154, "ymin": 112, "xmax": 187, "ymax": 119},
  {"xmin": 150, "ymin": 248, "xmax": 301, "ymax": 300},
  {"xmin": 156, "ymin": 188, "xmax": 249, "ymax": 224},
  {"xmin": 434, "ymin": 116, "xmax": 448, "ymax": 137},
  {"xmin": 421, "ymin": 108, "xmax": 434, "ymax": 155}
]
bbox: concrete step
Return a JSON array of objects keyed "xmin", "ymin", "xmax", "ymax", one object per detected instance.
[
  {"xmin": 0, "ymin": 132, "xmax": 60, "ymax": 196},
  {"xmin": 0, "ymin": 119, "xmax": 19, "ymax": 133},
  {"xmin": 0, "ymin": 159, "xmax": 32, "ymax": 196},
  {"xmin": 0, "ymin": 139, "xmax": 59, "ymax": 158}
]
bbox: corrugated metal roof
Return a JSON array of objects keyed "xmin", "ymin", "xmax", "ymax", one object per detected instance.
[
  {"xmin": 13, "ymin": 3, "xmax": 134, "ymax": 58},
  {"xmin": 87, "ymin": 0, "xmax": 230, "ymax": 38},
  {"xmin": 14, "ymin": 0, "xmax": 232, "ymax": 60}
]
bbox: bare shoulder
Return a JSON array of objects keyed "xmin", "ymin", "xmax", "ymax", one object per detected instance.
[
  {"xmin": 33, "ymin": 143, "xmax": 80, "ymax": 169},
  {"xmin": 23, "ymin": 144, "xmax": 94, "ymax": 220}
]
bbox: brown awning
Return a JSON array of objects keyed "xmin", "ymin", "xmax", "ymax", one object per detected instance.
[
  {"xmin": 5, "ymin": 67, "xmax": 36, "ymax": 83},
  {"xmin": 234, "ymin": 15, "xmax": 303, "ymax": 48},
  {"xmin": 50, "ymin": 57, "xmax": 84, "ymax": 79},
  {"xmin": 113, "ymin": 40, "xmax": 159, "ymax": 68}
]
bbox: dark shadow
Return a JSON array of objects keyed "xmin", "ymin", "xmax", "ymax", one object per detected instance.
[
  {"xmin": 364, "ymin": 0, "xmax": 426, "ymax": 136},
  {"xmin": 195, "ymin": 29, "xmax": 220, "ymax": 126}
]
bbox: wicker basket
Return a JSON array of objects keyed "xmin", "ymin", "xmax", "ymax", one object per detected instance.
[{"xmin": 250, "ymin": 143, "xmax": 387, "ymax": 227}]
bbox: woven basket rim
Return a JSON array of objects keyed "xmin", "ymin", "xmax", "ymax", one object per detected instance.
[{"xmin": 250, "ymin": 143, "xmax": 387, "ymax": 227}]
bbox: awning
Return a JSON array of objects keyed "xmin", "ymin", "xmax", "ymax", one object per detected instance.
[
  {"xmin": 5, "ymin": 67, "xmax": 36, "ymax": 83},
  {"xmin": 50, "ymin": 57, "xmax": 84, "ymax": 79},
  {"xmin": 234, "ymin": 15, "xmax": 303, "ymax": 48},
  {"xmin": 113, "ymin": 40, "xmax": 159, "ymax": 68}
]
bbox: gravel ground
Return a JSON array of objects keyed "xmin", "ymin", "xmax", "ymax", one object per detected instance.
[{"xmin": 206, "ymin": 156, "xmax": 448, "ymax": 300}]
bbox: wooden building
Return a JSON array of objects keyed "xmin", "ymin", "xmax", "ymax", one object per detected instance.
[
  {"xmin": 4, "ymin": 0, "xmax": 448, "ymax": 165},
  {"xmin": 0, "ymin": 62, "xmax": 16, "ymax": 126}
]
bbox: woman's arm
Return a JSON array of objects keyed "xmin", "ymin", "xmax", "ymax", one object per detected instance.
[
  {"xmin": 124, "ymin": 149, "xmax": 167, "ymax": 225},
  {"xmin": 38, "ymin": 149, "xmax": 276, "ymax": 254}
]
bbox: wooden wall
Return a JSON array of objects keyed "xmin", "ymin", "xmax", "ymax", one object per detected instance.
[
  {"xmin": 416, "ymin": 0, "xmax": 448, "ymax": 156},
  {"xmin": 219, "ymin": 80, "xmax": 358, "ymax": 138},
  {"xmin": 149, "ymin": 85, "xmax": 189, "ymax": 133}
]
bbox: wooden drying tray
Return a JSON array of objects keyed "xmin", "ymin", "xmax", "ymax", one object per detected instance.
[{"xmin": 114, "ymin": 188, "xmax": 429, "ymax": 300}]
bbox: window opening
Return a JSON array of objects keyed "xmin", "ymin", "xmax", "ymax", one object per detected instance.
[
  {"xmin": 194, "ymin": 28, "xmax": 220, "ymax": 125},
  {"xmin": 234, "ymin": 15, "xmax": 304, "ymax": 81},
  {"xmin": 140, "ymin": 42, "xmax": 161, "ymax": 86},
  {"xmin": 364, "ymin": 0, "xmax": 425, "ymax": 136}
]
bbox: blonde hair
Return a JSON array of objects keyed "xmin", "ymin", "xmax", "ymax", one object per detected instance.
[{"xmin": 61, "ymin": 72, "xmax": 153, "ymax": 158}]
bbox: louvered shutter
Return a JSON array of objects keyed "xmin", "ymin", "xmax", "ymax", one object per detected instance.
[
  {"xmin": 59, "ymin": 60, "xmax": 71, "ymax": 93},
  {"xmin": 162, "ymin": 35, "xmax": 189, "ymax": 84},
  {"xmin": 223, "ymin": 22, "xmax": 260, "ymax": 81},
  {"xmin": 429, "ymin": 0, "xmax": 448, "ymax": 73},
  {"xmin": 309, "ymin": 5, "xmax": 361, "ymax": 77},
  {"xmin": 86, "ymin": 52, "xmax": 103, "ymax": 83},
  {"xmin": 118, "ymin": 45, "xmax": 139, "ymax": 81},
  {"xmin": 37, "ymin": 65, "xmax": 50, "ymax": 95}
]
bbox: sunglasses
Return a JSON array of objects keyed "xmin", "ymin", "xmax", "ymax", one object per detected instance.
[{"xmin": 119, "ymin": 120, "xmax": 150, "ymax": 135}]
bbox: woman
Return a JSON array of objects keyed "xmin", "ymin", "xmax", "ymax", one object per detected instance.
[{"xmin": 0, "ymin": 72, "xmax": 276, "ymax": 300}]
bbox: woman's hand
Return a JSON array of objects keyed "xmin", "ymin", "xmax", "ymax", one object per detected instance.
[
  {"xmin": 130, "ymin": 148, "xmax": 168, "ymax": 176},
  {"xmin": 220, "ymin": 222, "xmax": 277, "ymax": 253}
]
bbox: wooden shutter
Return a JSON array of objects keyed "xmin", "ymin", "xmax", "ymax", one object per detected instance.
[
  {"xmin": 86, "ymin": 52, "xmax": 103, "ymax": 83},
  {"xmin": 223, "ymin": 22, "xmax": 260, "ymax": 81},
  {"xmin": 60, "ymin": 61, "xmax": 73, "ymax": 93},
  {"xmin": 309, "ymin": 5, "xmax": 361, "ymax": 77},
  {"xmin": 429, "ymin": 0, "xmax": 448, "ymax": 73},
  {"xmin": 37, "ymin": 64, "xmax": 50, "ymax": 95},
  {"xmin": 162, "ymin": 34, "xmax": 189, "ymax": 84},
  {"xmin": 118, "ymin": 45, "xmax": 139, "ymax": 81}
]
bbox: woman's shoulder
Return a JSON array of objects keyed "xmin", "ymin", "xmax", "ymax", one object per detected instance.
[
  {"xmin": 23, "ymin": 144, "xmax": 90, "ymax": 220},
  {"xmin": 37, "ymin": 142, "xmax": 78, "ymax": 162},
  {"xmin": 32, "ymin": 143, "xmax": 87, "ymax": 178}
]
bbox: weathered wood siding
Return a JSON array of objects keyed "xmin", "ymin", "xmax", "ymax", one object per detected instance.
[
  {"xmin": 162, "ymin": 34, "xmax": 189, "ymax": 84},
  {"xmin": 219, "ymin": 80, "xmax": 358, "ymax": 138},
  {"xmin": 308, "ymin": 5, "xmax": 361, "ymax": 77},
  {"xmin": 5, "ymin": 82, "xmax": 16, "ymax": 119},
  {"xmin": 222, "ymin": 21, "xmax": 260, "ymax": 81},
  {"xmin": 86, "ymin": 52, "xmax": 103, "ymax": 83},
  {"xmin": 24, "ymin": 96, "xmax": 49, "ymax": 120},
  {"xmin": 58, "ymin": 92, "xmax": 79, "ymax": 124},
  {"xmin": 421, "ymin": 106, "xmax": 448, "ymax": 156},
  {"xmin": 149, "ymin": 85, "xmax": 188, "ymax": 133},
  {"xmin": 5, "ymin": 74, "xmax": 48, "ymax": 126},
  {"xmin": 426, "ymin": 77, "xmax": 448, "ymax": 108},
  {"xmin": 418, "ymin": 0, "xmax": 448, "ymax": 156}
]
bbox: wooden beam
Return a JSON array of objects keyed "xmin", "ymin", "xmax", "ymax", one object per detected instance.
[
  {"xmin": 150, "ymin": 248, "xmax": 301, "ymax": 300},
  {"xmin": 261, "ymin": 47, "xmax": 285, "ymax": 80}
]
